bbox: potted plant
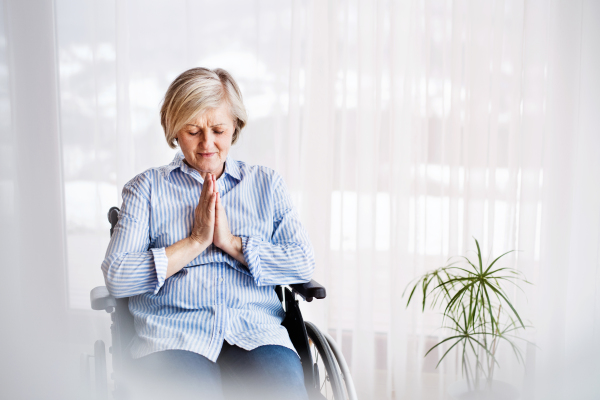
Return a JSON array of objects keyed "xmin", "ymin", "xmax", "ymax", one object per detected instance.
[{"xmin": 404, "ymin": 238, "xmax": 532, "ymax": 400}]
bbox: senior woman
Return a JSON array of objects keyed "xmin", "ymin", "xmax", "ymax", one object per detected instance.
[{"xmin": 101, "ymin": 68, "xmax": 314, "ymax": 400}]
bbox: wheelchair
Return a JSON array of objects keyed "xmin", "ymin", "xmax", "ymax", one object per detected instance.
[{"xmin": 84, "ymin": 207, "xmax": 357, "ymax": 400}]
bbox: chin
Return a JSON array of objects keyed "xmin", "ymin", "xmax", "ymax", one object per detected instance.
[{"xmin": 198, "ymin": 161, "xmax": 221, "ymax": 173}]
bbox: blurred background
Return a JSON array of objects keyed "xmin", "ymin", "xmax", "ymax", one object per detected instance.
[{"xmin": 1, "ymin": 0, "xmax": 599, "ymax": 399}]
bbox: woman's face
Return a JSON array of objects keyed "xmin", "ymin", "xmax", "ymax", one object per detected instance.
[{"xmin": 176, "ymin": 102, "xmax": 235, "ymax": 180}]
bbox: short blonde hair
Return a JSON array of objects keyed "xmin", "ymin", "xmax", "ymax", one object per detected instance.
[{"xmin": 160, "ymin": 67, "xmax": 247, "ymax": 149}]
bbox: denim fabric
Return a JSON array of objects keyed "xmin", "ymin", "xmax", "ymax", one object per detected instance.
[
  {"xmin": 218, "ymin": 341, "xmax": 308, "ymax": 400},
  {"xmin": 131, "ymin": 349, "xmax": 222, "ymax": 400},
  {"xmin": 132, "ymin": 342, "xmax": 309, "ymax": 400}
]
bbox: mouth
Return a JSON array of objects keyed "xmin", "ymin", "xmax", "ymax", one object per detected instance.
[{"xmin": 198, "ymin": 152, "xmax": 217, "ymax": 158}]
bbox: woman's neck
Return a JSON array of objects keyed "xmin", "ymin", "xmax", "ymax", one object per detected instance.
[{"xmin": 183, "ymin": 159, "xmax": 225, "ymax": 181}]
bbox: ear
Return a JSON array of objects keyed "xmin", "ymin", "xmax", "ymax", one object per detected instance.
[{"xmin": 231, "ymin": 125, "xmax": 238, "ymax": 144}]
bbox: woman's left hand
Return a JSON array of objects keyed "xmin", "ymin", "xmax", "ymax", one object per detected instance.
[
  {"xmin": 213, "ymin": 173, "xmax": 232, "ymax": 249},
  {"xmin": 212, "ymin": 175, "xmax": 247, "ymax": 265}
]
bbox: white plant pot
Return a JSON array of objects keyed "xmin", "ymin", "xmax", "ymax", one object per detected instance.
[{"xmin": 448, "ymin": 380, "xmax": 520, "ymax": 400}]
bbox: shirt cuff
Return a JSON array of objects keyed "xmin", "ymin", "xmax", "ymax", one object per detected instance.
[
  {"xmin": 151, "ymin": 247, "xmax": 168, "ymax": 294},
  {"xmin": 241, "ymin": 235, "xmax": 263, "ymax": 285}
]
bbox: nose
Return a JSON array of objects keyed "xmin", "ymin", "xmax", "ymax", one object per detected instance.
[{"xmin": 198, "ymin": 131, "xmax": 212, "ymax": 150}]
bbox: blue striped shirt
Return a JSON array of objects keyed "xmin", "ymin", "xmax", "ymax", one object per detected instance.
[{"xmin": 101, "ymin": 152, "xmax": 315, "ymax": 361}]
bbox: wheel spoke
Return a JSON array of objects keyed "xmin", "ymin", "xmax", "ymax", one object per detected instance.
[{"xmin": 305, "ymin": 321, "xmax": 345, "ymax": 399}]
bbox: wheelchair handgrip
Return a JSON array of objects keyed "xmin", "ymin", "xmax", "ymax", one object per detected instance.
[
  {"xmin": 289, "ymin": 279, "xmax": 326, "ymax": 302},
  {"xmin": 90, "ymin": 286, "xmax": 117, "ymax": 313},
  {"xmin": 107, "ymin": 207, "xmax": 120, "ymax": 237}
]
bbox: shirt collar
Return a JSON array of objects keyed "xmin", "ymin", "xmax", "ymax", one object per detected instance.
[
  {"xmin": 164, "ymin": 151, "xmax": 186, "ymax": 178},
  {"xmin": 165, "ymin": 152, "xmax": 241, "ymax": 182},
  {"xmin": 223, "ymin": 155, "xmax": 241, "ymax": 181}
]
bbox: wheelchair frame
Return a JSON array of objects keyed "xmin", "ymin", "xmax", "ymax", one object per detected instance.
[{"xmin": 87, "ymin": 207, "xmax": 356, "ymax": 400}]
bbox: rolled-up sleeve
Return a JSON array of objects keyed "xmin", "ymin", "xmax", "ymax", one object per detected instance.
[
  {"xmin": 101, "ymin": 175, "xmax": 168, "ymax": 298},
  {"xmin": 241, "ymin": 174, "xmax": 315, "ymax": 286}
]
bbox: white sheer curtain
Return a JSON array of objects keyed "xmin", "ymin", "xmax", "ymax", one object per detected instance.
[{"xmin": 2, "ymin": 0, "xmax": 597, "ymax": 399}]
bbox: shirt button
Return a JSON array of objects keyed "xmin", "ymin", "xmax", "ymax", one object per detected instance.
[{"xmin": 220, "ymin": 277, "xmax": 224, "ymax": 282}]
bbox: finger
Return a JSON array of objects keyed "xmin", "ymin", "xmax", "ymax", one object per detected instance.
[
  {"xmin": 198, "ymin": 183, "xmax": 205, "ymax": 205},
  {"xmin": 208, "ymin": 173, "xmax": 215, "ymax": 194},
  {"xmin": 203, "ymin": 174, "xmax": 214, "ymax": 205},
  {"xmin": 209, "ymin": 192, "xmax": 217, "ymax": 215},
  {"xmin": 198, "ymin": 174, "xmax": 210, "ymax": 204},
  {"xmin": 214, "ymin": 193, "xmax": 220, "ymax": 223},
  {"xmin": 217, "ymin": 192, "xmax": 227, "ymax": 220}
]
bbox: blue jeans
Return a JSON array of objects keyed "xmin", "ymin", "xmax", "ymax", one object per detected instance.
[{"xmin": 131, "ymin": 341, "xmax": 309, "ymax": 400}]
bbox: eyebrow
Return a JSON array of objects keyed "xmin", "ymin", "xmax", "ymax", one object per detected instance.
[{"xmin": 185, "ymin": 123, "xmax": 225, "ymax": 128}]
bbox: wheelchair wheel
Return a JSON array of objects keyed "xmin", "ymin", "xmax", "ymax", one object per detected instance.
[
  {"xmin": 322, "ymin": 331, "xmax": 357, "ymax": 400},
  {"xmin": 94, "ymin": 340, "xmax": 108, "ymax": 398},
  {"xmin": 304, "ymin": 321, "xmax": 346, "ymax": 400}
]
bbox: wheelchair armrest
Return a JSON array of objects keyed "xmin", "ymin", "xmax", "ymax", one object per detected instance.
[
  {"xmin": 289, "ymin": 279, "xmax": 326, "ymax": 302},
  {"xmin": 90, "ymin": 286, "xmax": 117, "ymax": 313}
]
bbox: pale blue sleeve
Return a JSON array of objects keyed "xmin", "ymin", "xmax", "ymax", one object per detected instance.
[
  {"xmin": 101, "ymin": 174, "xmax": 169, "ymax": 298},
  {"xmin": 241, "ymin": 174, "xmax": 315, "ymax": 286}
]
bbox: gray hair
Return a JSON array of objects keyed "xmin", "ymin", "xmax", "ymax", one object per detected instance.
[{"xmin": 160, "ymin": 67, "xmax": 247, "ymax": 149}]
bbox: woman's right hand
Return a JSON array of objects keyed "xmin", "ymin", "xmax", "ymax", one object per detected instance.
[{"xmin": 189, "ymin": 173, "xmax": 217, "ymax": 246}]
